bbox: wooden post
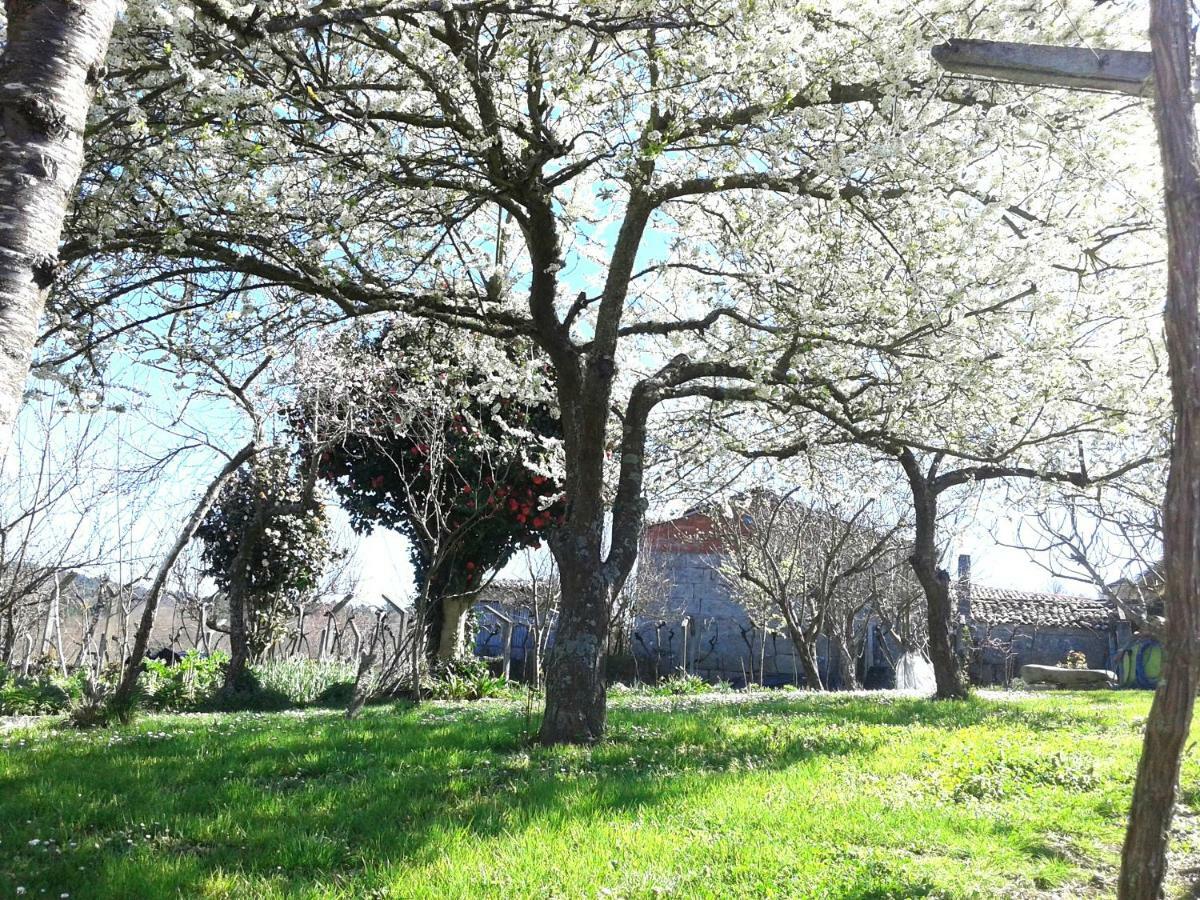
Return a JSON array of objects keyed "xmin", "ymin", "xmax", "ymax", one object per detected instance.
[
  {"xmin": 680, "ymin": 617, "xmax": 690, "ymax": 675},
  {"xmin": 293, "ymin": 604, "xmax": 306, "ymax": 658},
  {"xmin": 501, "ymin": 621, "xmax": 514, "ymax": 680},
  {"xmin": 198, "ymin": 599, "xmax": 211, "ymax": 655},
  {"xmin": 931, "ymin": 39, "xmax": 1152, "ymax": 95},
  {"xmin": 931, "ymin": 29, "xmax": 1193, "ymax": 900}
]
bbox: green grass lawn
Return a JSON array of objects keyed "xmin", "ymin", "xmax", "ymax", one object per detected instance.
[{"xmin": 0, "ymin": 690, "xmax": 1191, "ymax": 899}]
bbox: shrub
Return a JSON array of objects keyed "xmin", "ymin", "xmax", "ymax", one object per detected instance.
[
  {"xmin": 0, "ymin": 668, "xmax": 93, "ymax": 716},
  {"xmin": 427, "ymin": 656, "xmax": 516, "ymax": 701},
  {"xmin": 0, "ymin": 673, "xmax": 70, "ymax": 715},
  {"xmin": 252, "ymin": 658, "xmax": 357, "ymax": 707},
  {"xmin": 650, "ymin": 671, "xmax": 714, "ymax": 696},
  {"xmin": 140, "ymin": 650, "xmax": 228, "ymax": 711}
]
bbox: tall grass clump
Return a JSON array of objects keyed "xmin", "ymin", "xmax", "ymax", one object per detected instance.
[{"xmin": 251, "ymin": 658, "xmax": 358, "ymax": 707}]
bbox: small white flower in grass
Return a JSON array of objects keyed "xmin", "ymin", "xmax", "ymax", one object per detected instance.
[
  {"xmin": 28, "ymin": 839, "xmax": 39, "ymax": 846},
  {"xmin": 15, "ymin": 888, "xmax": 25, "ymax": 895}
]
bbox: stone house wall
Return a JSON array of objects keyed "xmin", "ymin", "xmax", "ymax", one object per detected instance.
[{"xmin": 970, "ymin": 623, "xmax": 1130, "ymax": 685}]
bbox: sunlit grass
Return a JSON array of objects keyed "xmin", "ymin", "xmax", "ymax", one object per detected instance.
[{"xmin": 0, "ymin": 690, "xmax": 1183, "ymax": 898}]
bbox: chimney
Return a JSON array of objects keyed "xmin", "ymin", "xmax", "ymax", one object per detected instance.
[{"xmin": 956, "ymin": 554, "xmax": 972, "ymax": 618}]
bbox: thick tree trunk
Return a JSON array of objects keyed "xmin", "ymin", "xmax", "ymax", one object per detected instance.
[
  {"xmin": 1118, "ymin": 3, "xmax": 1200, "ymax": 895},
  {"xmin": 901, "ymin": 454, "xmax": 968, "ymax": 700},
  {"xmin": 537, "ymin": 345, "xmax": 615, "ymax": 743},
  {"xmin": 435, "ymin": 594, "xmax": 472, "ymax": 660},
  {"xmin": 539, "ymin": 543, "xmax": 609, "ymax": 744},
  {"xmin": 0, "ymin": 0, "xmax": 119, "ymax": 457},
  {"xmin": 223, "ymin": 585, "xmax": 250, "ymax": 688},
  {"xmin": 113, "ymin": 443, "xmax": 256, "ymax": 711},
  {"xmin": 220, "ymin": 470, "xmax": 274, "ymax": 695},
  {"xmin": 834, "ymin": 636, "xmax": 859, "ymax": 691},
  {"xmin": 798, "ymin": 644, "xmax": 823, "ymax": 690}
]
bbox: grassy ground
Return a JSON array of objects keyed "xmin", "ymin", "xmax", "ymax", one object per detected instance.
[{"xmin": 0, "ymin": 689, "xmax": 1191, "ymax": 899}]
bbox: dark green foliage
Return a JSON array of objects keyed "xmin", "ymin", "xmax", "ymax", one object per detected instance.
[
  {"xmin": 195, "ymin": 450, "xmax": 333, "ymax": 659},
  {"xmin": 426, "ymin": 656, "xmax": 516, "ymax": 701},
  {"xmin": 297, "ymin": 325, "xmax": 563, "ymax": 607},
  {"xmin": 0, "ymin": 669, "xmax": 85, "ymax": 715}
]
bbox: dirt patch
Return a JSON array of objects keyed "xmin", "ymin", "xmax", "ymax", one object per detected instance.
[{"xmin": 1167, "ymin": 806, "xmax": 1200, "ymax": 898}]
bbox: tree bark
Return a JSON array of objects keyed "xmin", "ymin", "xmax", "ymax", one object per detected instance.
[
  {"xmin": 112, "ymin": 443, "xmax": 257, "ymax": 711},
  {"xmin": 435, "ymin": 593, "xmax": 473, "ymax": 660},
  {"xmin": 0, "ymin": 0, "xmax": 119, "ymax": 457},
  {"xmin": 222, "ymin": 560, "xmax": 253, "ymax": 692},
  {"xmin": 538, "ymin": 552, "xmax": 608, "ymax": 743},
  {"xmin": 1119, "ymin": 2, "xmax": 1200, "ymax": 895},
  {"xmin": 220, "ymin": 468, "xmax": 275, "ymax": 694},
  {"xmin": 798, "ymin": 643, "xmax": 823, "ymax": 690},
  {"xmin": 901, "ymin": 452, "xmax": 968, "ymax": 700},
  {"xmin": 834, "ymin": 635, "xmax": 859, "ymax": 691},
  {"xmin": 780, "ymin": 618, "xmax": 824, "ymax": 689}
]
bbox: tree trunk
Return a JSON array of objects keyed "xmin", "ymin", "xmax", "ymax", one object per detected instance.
[
  {"xmin": 781, "ymin": 619, "xmax": 824, "ymax": 689},
  {"xmin": 798, "ymin": 644, "xmax": 823, "ymax": 690},
  {"xmin": 223, "ymin": 577, "xmax": 251, "ymax": 692},
  {"xmin": 1, "ymin": 604, "xmax": 15, "ymax": 665},
  {"xmin": 38, "ymin": 581, "xmax": 56, "ymax": 659},
  {"xmin": 435, "ymin": 593, "xmax": 472, "ymax": 660},
  {"xmin": 221, "ymin": 476, "xmax": 273, "ymax": 694},
  {"xmin": 901, "ymin": 454, "xmax": 968, "ymax": 700},
  {"xmin": 537, "ymin": 361, "xmax": 615, "ymax": 744},
  {"xmin": 834, "ymin": 636, "xmax": 859, "ymax": 691},
  {"xmin": 539, "ymin": 546, "xmax": 609, "ymax": 744},
  {"xmin": 112, "ymin": 443, "xmax": 257, "ymax": 712},
  {"xmin": 1119, "ymin": 3, "xmax": 1200, "ymax": 895},
  {"xmin": 0, "ymin": 0, "xmax": 119, "ymax": 457}
]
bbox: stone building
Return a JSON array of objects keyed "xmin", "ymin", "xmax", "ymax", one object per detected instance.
[
  {"xmin": 636, "ymin": 510, "xmax": 1135, "ymax": 688},
  {"xmin": 632, "ymin": 509, "xmax": 891, "ymax": 687},
  {"xmin": 963, "ymin": 577, "xmax": 1135, "ymax": 684},
  {"xmin": 468, "ymin": 507, "xmax": 1137, "ymax": 688}
]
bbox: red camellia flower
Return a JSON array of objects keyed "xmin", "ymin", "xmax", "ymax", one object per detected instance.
[
  {"xmin": 370, "ymin": 475, "xmax": 385, "ymax": 489},
  {"xmin": 466, "ymin": 561, "xmax": 475, "ymax": 571}
]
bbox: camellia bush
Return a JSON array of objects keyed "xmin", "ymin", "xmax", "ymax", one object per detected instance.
[
  {"xmin": 294, "ymin": 321, "xmax": 564, "ymax": 660},
  {"xmin": 195, "ymin": 449, "xmax": 333, "ymax": 672}
]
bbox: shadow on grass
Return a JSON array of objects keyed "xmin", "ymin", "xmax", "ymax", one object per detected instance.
[{"xmin": 0, "ymin": 691, "xmax": 1137, "ymax": 897}]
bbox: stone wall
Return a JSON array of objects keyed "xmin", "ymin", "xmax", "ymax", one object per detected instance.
[{"xmin": 969, "ymin": 623, "xmax": 1128, "ymax": 685}]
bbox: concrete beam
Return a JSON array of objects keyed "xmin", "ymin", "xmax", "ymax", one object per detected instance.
[{"xmin": 931, "ymin": 39, "xmax": 1152, "ymax": 96}]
